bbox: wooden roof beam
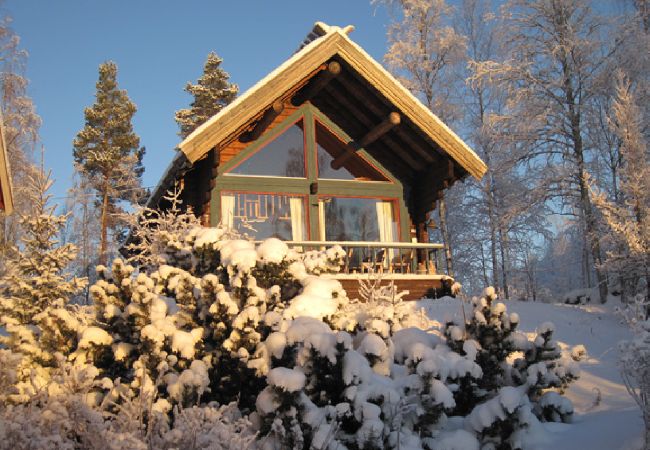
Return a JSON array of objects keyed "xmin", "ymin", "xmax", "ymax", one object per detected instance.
[
  {"xmin": 331, "ymin": 112, "xmax": 400, "ymax": 169},
  {"xmin": 323, "ymin": 82, "xmax": 435, "ymax": 167},
  {"xmin": 315, "ymin": 95, "xmax": 414, "ymax": 181},
  {"xmin": 317, "ymin": 88, "xmax": 420, "ymax": 172},
  {"xmin": 335, "ymin": 72, "xmax": 447, "ymax": 164},
  {"xmin": 240, "ymin": 100, "xmax": 284, "ymax": 143},
  {"xmin": 291, "ymin": 61, "xmax": 341, "ymax": 106}
]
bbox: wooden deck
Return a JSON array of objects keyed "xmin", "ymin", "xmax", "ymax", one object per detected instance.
[{"xmin": 325, "ymin": 273, "xmax": 455, "ymax": 301}]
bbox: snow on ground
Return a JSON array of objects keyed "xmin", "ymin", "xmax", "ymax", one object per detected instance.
[{"xmin": 412, "ymin": 296, "xmax": 645, "ymax": 450}]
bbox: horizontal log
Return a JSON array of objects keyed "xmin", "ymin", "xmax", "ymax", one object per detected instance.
[
  {"xmin": 318, "ymin": 87, "xmax": 419, "ymax": 173},
  {"xmin": 239, "ymin": 100, "xmax": 284, "ymax": 143},
  {"xmin": 291, "ymin": 61, "xmax": 341, "ymax": 106},
  {"xmin": 330, "ymin": 112, "xmax": 401, "ymax": 170}
]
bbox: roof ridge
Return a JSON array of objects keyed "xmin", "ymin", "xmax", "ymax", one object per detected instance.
[{"xmin": 295, "ymin": 21, "xmax": 354, "ymax": 53}]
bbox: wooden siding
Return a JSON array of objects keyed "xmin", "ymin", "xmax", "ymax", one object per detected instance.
[
  {"xmin": 335, "ymin": 275, "xmax": 453, "ymax": 301},
  {"xmin": 218, "ymin": 102, "xmax": 299, "ymax": 166}
]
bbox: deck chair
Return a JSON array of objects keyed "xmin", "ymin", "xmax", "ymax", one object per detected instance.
[
  {"xmin": 361, "ymin": 249, "xmax": 385, "ymax": 273},
  {"xmin": 391, "ymin": 249, "xmax": 414, "ymax": 273}
]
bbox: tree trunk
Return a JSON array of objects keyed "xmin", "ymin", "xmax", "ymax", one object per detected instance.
[
  {"xmin": 498, "ymin": 226, "xmax": 510, "ymax": 299},
  {"xmin": 486, "ymin": 175, "xmax": 500, "ymax": 291},
  {"xmin": 558, "ymin": 39, "xmax": 608, "ymax": 302},
  {"xmin": 438, "ymin": 197, "xmax": 454, "ymax": 278},
  {"xmin": 99, "ymin": 179, "xmax": 109, "ymax": 267},
  {"xmin": 576, "ymin": 142, "xmax": 608, "ymax": 302},
  {"xmin": 581, "ymin": 221, "xmax": 592, "ymax": 289},
  {"xmin": 479, "ymin": 244, "xmax": 489, "ymax": 287}
]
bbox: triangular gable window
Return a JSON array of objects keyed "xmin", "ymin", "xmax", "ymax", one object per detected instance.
[
  {"xmin": 316, "ymin": 120, "xmax": 389, "ymax": 181},
  {"xmin": 228, "ymin": 119, "xmax": 306, "ymax": 177}
]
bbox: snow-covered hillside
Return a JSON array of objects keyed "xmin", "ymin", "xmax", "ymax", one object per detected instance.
[{"xmin": 414, "ymin": 297, "xmax": 645, "ymax": 450}]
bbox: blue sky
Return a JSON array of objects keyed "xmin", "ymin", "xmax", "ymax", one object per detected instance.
[{"xmin": 4, "ymin": 1, "xmax": 391, "ymax": 203}]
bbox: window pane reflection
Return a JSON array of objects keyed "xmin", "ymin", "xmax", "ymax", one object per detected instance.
[
  {"xmin": 321, "ymin": 197, "xmax": 397, "ymax": 242},
  {"xmin": 316, "ymin": 121, "xmax": 389, "ymax": 181},
  {"xmin": 229, "ymin": 120, "xmax": 305, "ymax": 177}
]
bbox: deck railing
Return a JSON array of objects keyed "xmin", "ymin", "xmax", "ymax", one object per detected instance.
[{"xmin": 281, "ymin": 241, "xmax": 447, "ymax": 275}]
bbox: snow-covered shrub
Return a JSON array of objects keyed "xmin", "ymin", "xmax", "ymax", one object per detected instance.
[
  {"xmin": 442, "ymin": 287, "xmax": 580, "ymax": 448},
  {"xmin": 330, "ymin": 272, "xmax": 412, "ymax": 334},
  {"xmin": 618, "ymin": 295, "xmax": 650, "ymax": 449},
  {"xmin": 3, "ymin": 210, "xmax": 586, "ymax": 450},
  {"xmin": 465, "ymin": 386, "xmax": 536, "ymax": 450},
  {"xmin": 124, "ymin": 188, "xmax": 202, "ymax": 273},
  {"xmin": 444, "ymin": 287, "xmax": 519, "ymax": 412},
  {"xmin": 84, "ymin": 225, "xmax": 352, "ymax": 416},
  {"xmin": 151, "ymin": 402, "xmax": 257, "ymax": 449},
  {"xmin": 513, "ymin": 321, "xmax": 580, "ymax": 402},
  {"xmin": 0, "ymin": 356, "xmax": 110, "ymax": 449}
]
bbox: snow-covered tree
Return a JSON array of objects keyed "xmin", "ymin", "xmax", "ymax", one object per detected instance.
[
  {"xmin": 73, "ymin": 61, "xmax": 145, "ymax": 266},
  {"xmin": 381, "ymin": 0, "xmax": 467, "ymax": 276},
  {"xmin": 444, "ymin": 287, "xmax": 580, "ymax": 447},
  {"xmin": 618, "ymin": 295, "xmax": 650, "ymax": 449},
  {"xmin": 123, "ymin": 188, "xmax": 201, "ymax": 273},
  {"xmin": 175, "ymin": 52, "xmax": 238, "ymax": 138},
  {"xmin": 0, "ymin": 13, "xmax": 41, "ymax": 274},
  {"xmin": 0, "ymin": 166, "xmax": 86, "ymax": 396},
  {"xmin": 592, "ymin": 73, "xmax": 649, "ymax": 305},
  {"xmin": 64, "ymin": 167, "xmax": 102, "ymax": 303},
  {"xmin": 470, "ymin": 0, "xmax": 619, "ymax": 302},
  {"xmin": 591, "ymin": 73, "xmax": 650, "ymax": 447}
]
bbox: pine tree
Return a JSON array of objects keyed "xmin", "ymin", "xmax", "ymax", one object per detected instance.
[
  {"xmin": 175, "ymin": 52, "xmax": 238, "ymax": 138},
  {"xmin": 0, "ymin": 166, "xmax": 86, "ymax": 368},
  {"xmin": 73, "ymin": 61, "xmax": 145, "ymax": 266}
]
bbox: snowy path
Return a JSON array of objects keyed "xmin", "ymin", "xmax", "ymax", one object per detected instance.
[{"xmin": 414, "ymin": 298, "xmax": 645, "ymax": 450}]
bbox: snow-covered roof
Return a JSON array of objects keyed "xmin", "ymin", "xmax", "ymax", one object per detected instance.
[{"xmin": 178, "ymin": 22, "xmax": 487, "ymax": 181}]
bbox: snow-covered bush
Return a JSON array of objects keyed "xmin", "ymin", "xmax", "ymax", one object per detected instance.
[
  {"xmin": 84, "ymin": 225, "xmax": 351, "ymax": 417},
  {"xmin": 618, "ymin": 295, "xmax": 650, "ymax": 449},
  {"xmin": 442, "ymin": 287, "xmax": 581, "ymax": 448},
  {"xmin": 2, "ymin": 214, "xmax": 584, "ymax": 449}
]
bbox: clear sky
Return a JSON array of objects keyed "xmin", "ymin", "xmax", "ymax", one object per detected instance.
[{"xmin": 4, "ymin": 0, "xmax": 391, "ymax": 204}]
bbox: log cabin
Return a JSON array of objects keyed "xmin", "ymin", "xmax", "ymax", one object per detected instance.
[{"xmin": 149, "ymin": 22, "xmax": 487, "ymax": 299}]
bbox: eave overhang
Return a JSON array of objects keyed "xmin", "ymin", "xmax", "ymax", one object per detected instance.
[{"xmin": 178, "ymin": 24, "xmax": 487, "ymax": 182}]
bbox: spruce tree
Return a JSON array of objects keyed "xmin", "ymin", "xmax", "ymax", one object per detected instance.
[
  {"xmin": 175, "ymin": 52, "xmax": 238, "ymax": 138},
  {"xmin": 73, "ymin": 61, "xmax": 145, "ymax": 265},
  {"xmin": 0, "ymin": 166, "xmax": 86, "ymax": 368}
]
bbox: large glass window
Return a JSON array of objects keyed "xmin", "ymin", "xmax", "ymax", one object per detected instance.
[
  {"xmin": 221, "ymin": 192, "xmax": 307, "ymax": 240},
  {"xmin": 218, "ymin": 108, "xmax": 401, "ymax": 242},
  {"xmin": 319, "ymin": 197, "xmax": 397, "ymax": 242},
  {"xmin": 228, "ymin": 120, "xmax": 306, "ymax": 177},
  {"xmin": 316, "ymin": 121, "xmax": 389, "ymax": 182}
]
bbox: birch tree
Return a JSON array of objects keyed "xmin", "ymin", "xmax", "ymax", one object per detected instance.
[
  {"xmin": 0, "ymin": 13, "xmax": 40, "ymax": 271},
  {"xmin": 381, "ymin": 0, "xmax": 466, "ymax": 276},
  {"xmin": 592, "ymin": 73, "xmax": 649, "ymax": 303},
  {"xmin": 63, "ymin": 168, "xmax": 101, "ymax": 303},
  {"xmin": 471, "ymin": 0, "xmax": 618, "ymax": 302}
]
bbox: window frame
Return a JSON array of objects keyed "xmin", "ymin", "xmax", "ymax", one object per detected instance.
[
  {"xmin": 220, "ymin": 190, "xmax": 310, "ymax": 241},
  {"xmin": 211, "ymin": 103, "xmax": 409, "ymax": 242}
]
